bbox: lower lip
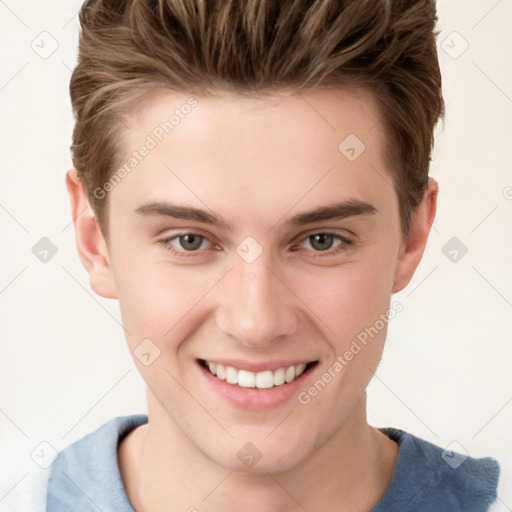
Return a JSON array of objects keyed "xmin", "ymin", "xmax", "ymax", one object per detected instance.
[{"xmin": 197, "ymin": 360, "xmax": 317, "ymax": 411}]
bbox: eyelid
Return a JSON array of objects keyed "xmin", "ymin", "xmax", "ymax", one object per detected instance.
[
  {"xmin": 294, "ymin": 225, "xmax": 357, "ymax": 240},
  {"xmin": 292, "ymin": 227, "xmax": 354, "ymax": 243},
  {"xmin": 157, "ymin": 227, "xmax": 218, "ymax": 244}
]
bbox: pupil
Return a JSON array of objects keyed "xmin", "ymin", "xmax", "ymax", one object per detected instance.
[
  {"xmin": 311, "ymin": 233, "xmax": 333, "ymax": 251},
  {"xmin": 180, "ymin": 234, "xmax": 202, "ymax": 250}
]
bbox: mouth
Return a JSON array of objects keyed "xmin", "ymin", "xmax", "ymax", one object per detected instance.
[{"xmin": 198, "ymin": 358, "xmax": 318, "ymax": 390}]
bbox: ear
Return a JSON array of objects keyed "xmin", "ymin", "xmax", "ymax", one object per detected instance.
[
  {"xmin": 65, "ymin": 168, "xmax": 118, "ymax": 299},
  {"xmin": 392, "ymin": 177, "xmax": 438, "ymax": 293}
]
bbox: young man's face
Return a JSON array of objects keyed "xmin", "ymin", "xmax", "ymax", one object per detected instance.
[{"xmin": 69, "ymin": 87, "xmax": 436, "ymax": 472}]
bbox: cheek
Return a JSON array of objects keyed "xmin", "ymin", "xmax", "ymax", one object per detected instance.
[
  {"xmin": 113, "ymin": 255, "xmax": 223, "ymax": 349},
  {"xmin": 290, "ymin": 258, "xmax": 396, "ymax": 419},
  {"xmin": 290, "ymin": 251, "xmax": 396, "ymax": 344}
]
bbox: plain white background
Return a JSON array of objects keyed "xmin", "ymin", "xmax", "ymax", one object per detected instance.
[{"xmin": 0, "ymin": 1, "xmax": 511, "ymax": 510}]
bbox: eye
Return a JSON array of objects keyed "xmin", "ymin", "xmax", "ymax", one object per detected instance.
[
  {"xmin": 174, "ymin": 233, "xmax": 207, "ymax": 251},
  {"xmin": 295, "ymin": 232, "xmax": 354, "ymax": 255},
  {"xmin": 158, "ymin": 230, "xmax": 354, "ymax": 260},
  {"xmin": 158, "ymin": 232, "xmax": 213, "ymax": 257}
]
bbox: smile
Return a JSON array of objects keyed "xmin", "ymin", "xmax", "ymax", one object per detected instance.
[{"xmin": 199, "ymin": 359, "xmax": 316, "ymax": 390}]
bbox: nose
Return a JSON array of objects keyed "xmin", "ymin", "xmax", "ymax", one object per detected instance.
[{"xmin": 215, "ymin": 254, "xmax": 298, "ymax": 348}]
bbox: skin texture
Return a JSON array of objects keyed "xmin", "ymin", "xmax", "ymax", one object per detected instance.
[{"xmin": 67, "ymin": 87, "xmax": 438, "ymax": 511}]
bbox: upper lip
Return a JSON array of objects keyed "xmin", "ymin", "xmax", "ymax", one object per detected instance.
[{"xmin": 198, "ymin": 358, "xmax": 317, "ymax": 373}]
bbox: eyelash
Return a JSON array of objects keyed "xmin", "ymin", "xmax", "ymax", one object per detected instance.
[{"xmin": 157, "ymin": 231, "xmax": 355, "ymax": 259}]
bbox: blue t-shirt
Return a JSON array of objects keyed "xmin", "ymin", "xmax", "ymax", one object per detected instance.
[{"xmin": 45, "ymin": 414, "xmax": 500, "ymax": 511}]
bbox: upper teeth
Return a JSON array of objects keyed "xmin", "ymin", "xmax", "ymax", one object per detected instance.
[{"xmin": 206, "ymin": 361, "xmax": 307, "ymax": 389}]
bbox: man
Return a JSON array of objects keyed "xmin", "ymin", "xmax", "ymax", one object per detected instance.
[{"xmin": 46, "ymin": 0, "xmax": 500, "ymax": 510}]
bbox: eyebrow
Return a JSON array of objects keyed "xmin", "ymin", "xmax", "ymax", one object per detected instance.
[{"xmin": 134, "ymin": 199, "xmax": 377, "ymax": 230}]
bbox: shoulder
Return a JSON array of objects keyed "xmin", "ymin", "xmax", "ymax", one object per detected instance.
[
  {"xmin": 373, "ymin": 428, "xmax": 500, "ymax": 512},
  {"xmin": 45, "ymin": 414, "xmax": 148, "ymax": 512}
]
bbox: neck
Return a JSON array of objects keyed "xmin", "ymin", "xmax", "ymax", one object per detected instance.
[{"xmin": 119, "ymin": 390, "xmax": 398, "ymax": 512}]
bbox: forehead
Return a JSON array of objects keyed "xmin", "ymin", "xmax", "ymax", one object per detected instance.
[
  {"xmin": 111, "ymin": 87, "xmax": 394, "ymax": 230},
  {"xmin": 126, "ymin": 86, "xmax": 384, "ymax": 154}
]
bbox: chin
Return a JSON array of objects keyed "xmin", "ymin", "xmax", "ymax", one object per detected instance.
[{"xmin": 204, "ymin": 438, "xmax": 313, "ymax": 475}]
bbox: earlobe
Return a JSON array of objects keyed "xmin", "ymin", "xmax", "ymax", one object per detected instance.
[
  {"xmin": 392, "ymin": 178, "xmax": 438, "ymax": 294},
  {"xmin": 65, "ymin": 168, "xmax": 118, "ymax": 299}
]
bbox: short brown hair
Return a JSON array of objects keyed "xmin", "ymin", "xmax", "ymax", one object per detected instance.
[{"xmin": 70, "ymin": 0, "xmax": 444, "ymax": 240}]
